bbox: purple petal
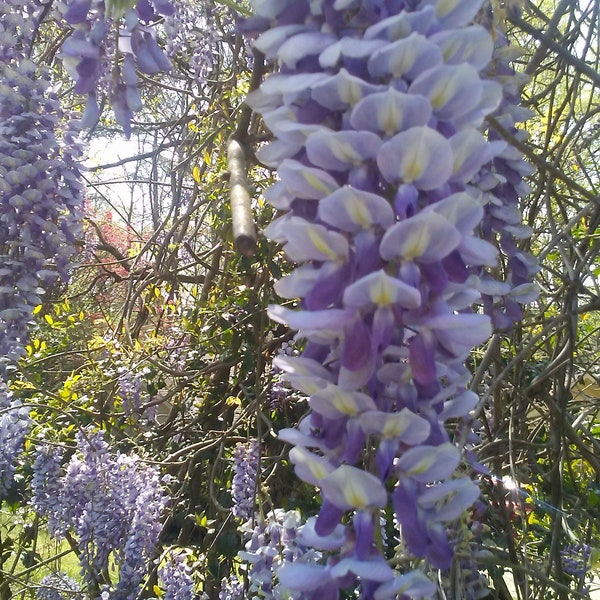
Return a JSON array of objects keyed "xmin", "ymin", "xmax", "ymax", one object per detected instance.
[
  {"xmin": 278, "ymin": 159, "xmax": 339, "ymax": 199},
  {"xmin": 395, "ymin": 443, "xmax": 460, "ymax": 482},
  {"xmin": 377, "ymin": 127, "xmax": 454, "ymax": 190},
  {"xmin": 374, "ymin": 571, "xmax": 437, "ymax": 600},
  {"xmin": 297, "ymin": 517, "xmax": 347, "ymax": 550},
  {"xmin": 342, "ymin": 317, "xmax": 372, "ymax": 371},
  {"xmin": 409, "ymin": 64, "xmax": 483, "ymax": 122},
  {"xmin": 320, "ymin": 465, "xmax": 387, "ymax": 510},
  {"xmin": 419, "ymin": 477, "xmax": 480, "ymax": 521},
  {"xmin": 427, "ymin": 313, "xmax": 491, "ymax": 356},
  {"xmin": 273, "ymin": 355, "xmax": 334, "ymax": 394},
  {"xmin": 278, "ymin": 32, "xmax": 337, "ymax": 68},
  {"xmin": 457, "ymin": 236, "xmax": 498, "ymax": 266},
  {"xmin": 289, "ymin": 447, "xmax": 335, "ymax": 485},
  {"xmin": 320, "ymin": 38, "xmax": 387, "ymax": 69},
  {"xmin": 439, "ymin": 389, "xmax": 479, "ymax": 420},
  {"xmin": 379, "ymin": 212, "xmax": 461, "ymax": 262},
  {"xmin": 350, "ymin": 88, "xmax": 432, "ymax": 136},
  {"xmin": 136, "ymin": 0, "xmax": 155, "ymax": 21},
  {"xmin": 63, "ymin": 0, "xmax": 92, "ymax": 23},
  {"xmin": 277, "ymin": 563, "xmax": 331, "ymax": 591},
  {"xmin": 368, "ymin": 32, "xmax": 443, "ymax": 80},
  {"xmin": 358, "ymin": 409, "xmax": 430, "ymax": 444},
  {"xmin": 309, "ymin": 385, "xmax": 377, "ymax": 418},
  {"xmin": 449, "ymin": 129, "xmax": 506, "ymax": 183},
  {"xmin": 80, "ymin": 94, "xmax": 100, "ymax": 128},
  {"xmin": 253, "ymin": 24, "xmax": 310, "ymax": 57},
  {"xmin": 265, "ymin": 216, "xmax": 349, "ymax": 262},
  {"xmin": 430, "ymin": 25, "xmax": 494, "ymax": 70},
  {"xmin": 306, "ymin": 130, "xmax": 381, "ymax": 172},
  {"xmin": 246, "ymin": 73, "xmax": 329, "ymax": 112},
  {"xmin": 151, "ymin": 0, "xmax": 174, "ymax": 16},
  {"xmin": 330, "ymin": 557, "xmax": 394, "ymax": 582},
  {"xmin": 364, "ymin": 6, "xmax": 436, "ymax": 41},
  {"xmin": 61, "ymin": 36, "xmax": 101, "ymax": 59},
  {"xmin": 424, "ymin": 192, "xmax": 483, "ymax": 233},
  {"xmin": 420, "ymin": 0, "xmax": 483, "ymax": 28},
  {"xmin": 353, "ymin": 511, "xmax": 375, "ymax": 560},
  {"xmin": 318, "ymin": 186, "xmax": 394, "ymax": 233},
  {"xmin": 268, "ymin": 305, "xmax": 354, "ymax": 344},
  {"xmin": 311, "ymin": 68, "xmax": 386, "ymax": 111},
  {"xmin": 343, "ymin": 270, "xmax": 421, "ymax": 310}
]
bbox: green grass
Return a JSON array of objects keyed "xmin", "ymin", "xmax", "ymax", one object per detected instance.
[{"xmin": 0, "ymin": 508, "xmax": 81, "ymax": 599}]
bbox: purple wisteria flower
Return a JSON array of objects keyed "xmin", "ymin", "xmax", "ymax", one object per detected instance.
[
  {"xmin": 0, "ymin": 0, "xmax": 84, "ymax": 376},
  {"xmin": 33, "ymin": 430, "xmax": 169, "ymax": 597},
  {"xmin": 36, "ymin": 572, "xmax": 83, "ymax": 600},
  {"xmin": 231, "ymin": 440, "xmax": 259, "ymax": 521},
  {"xmin": 244, "ymin": 0, "xmax": 535, "ymax": 597},
  {"xmin": 0, "ymin": 383, "xmax": 30, "ymax": 497},
  {"xmin": 158, "ymin": 550, "xmax": 195, "ymax": 600},
  {"xmin": 56, "ymin": 0, "xmax": 174, "ymax": 135}
]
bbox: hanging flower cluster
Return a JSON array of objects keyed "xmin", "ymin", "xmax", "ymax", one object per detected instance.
[
  {"xmin": 0, "ymin": 0, "xmax": 85, "ymax": 376},
  {"xmin": 230, "ymin": 509, "xmax": 323, "ymax": 599},
  {"xmin": 0, "ymin": 383, "xmax": 30, "ymax": 498},
  {"xmin": 231, "ymin": 439, "xmax": 259, "ymax": 521},
  {"xmin": 57, "ymin": 0, "xmax": 174, "ymax": 135},
  {"xmin": 244, "ymin": 0, "xmax": 535, "ymax": 596},
  {"xmin": 157, "ymin": 550, "xmax": 195, "ymax": 600},
  {"xmin": 36, "ymin": 572, "xmax": 83, "ymax": 600},
  {"xmin": 32, "ymin": 430, "xmax": 169, "ymax": 598}
]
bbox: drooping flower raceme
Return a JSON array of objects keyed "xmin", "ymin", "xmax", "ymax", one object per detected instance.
[
  {"xmin": 230, "ymin": 509, "xmax": 323, "ymax": 600},
  {"xmin": 33, "ymin": 430, "xmax": 169, "ymax": 598},
  {"xmin": 57, "ymin": 0, "xmax": 174, "ymax": 135},
  {"xmin": 244, "ymin": 0, "xmax": 534, "ymax": 596},
  {"xmin": 0, "ymin": 383, "xmax": 30, "ymax": 498},
  {"xmin": 231, "ymin": 440, "xmax": 259, "ymax": 521},
  {"xmin": 36, "ymin": 572, "xmax": 83, "ymax": 600},
  {"xmin": 157, "ymin": 549, "xmax": 195, "ymax": 600},
  {"xmin": 0, "ymin": 0, "xmax": 85, "ymax": 377}
]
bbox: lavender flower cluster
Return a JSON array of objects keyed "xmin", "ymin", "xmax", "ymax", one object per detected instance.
[
  {"xmin": 561, "ymin": 542, "xmax": 592, "ymax": 579},
  {"xmin": 243, "ymin": 0, "xmax": 536, "ymax": 596},
  {"xmin": 32, "ymin": 429, "xmax": 169, "ymax": 598},
  {"xmin": 36, "ymin": 572, "xmax": 83, "ymax": 600},
  {"xmin": 157, "ymin": 550, "xmax": 195, "ymax": 600},
  {"xmin": 56, "ymin": 0, "xmax": 174, "ymax": 135},
  {"xmin": 222, "ymin": 509, "xmax": 323, "ymax": 600},
  {"xmin": 163, "ymin": 0, "xmax": 221, "ymax": 83},
  {"xmin": 116, "ymin": 365, "xmax": 157, "ymax": 421},
  {"xmin": 231, "ymin": 440, "xmax": 259, "ymax": 521},
  {"xmin": 0, "ymin": 383, "xmax": 30, "ymax": 498},
  {"xmin": 0, "ymin": 0, "xmax": 84, "ymax": 376}
]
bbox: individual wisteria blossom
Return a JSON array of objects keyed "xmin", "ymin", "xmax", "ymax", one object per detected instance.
[
  {"xmin": 158, "ymin": 549, "xmax": 195, "ymax": 600},
  {"xmin": 0, "ymin": 383, "xmax": 30, "ymax": 497},
  {"xmin": 231, "ymin": 440, "xmax": 259, "ymax": 520},
  {"xmin": 243, "ymin": 0, "xmax": 535, "ymax": 597},
  {"xmin": 36, "ymin": 572, "xmax": 83, "ymax": 600},
  {"xmin": 32, "ymin": 429, "xmax": 169, "ymax": 598},
  {"xmin": 0, "ymin": 0, "xmax": 85, "ymax": 376},
  {"xmin": 55, "ymin": 0, "xmax": 174, "ymax": 135}
]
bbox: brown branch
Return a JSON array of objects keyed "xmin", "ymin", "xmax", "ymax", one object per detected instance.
[{"xmin": 227, "ymin": 137, "xmax": 257, "ymax": 257}]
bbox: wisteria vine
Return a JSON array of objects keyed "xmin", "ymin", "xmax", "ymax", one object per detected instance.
[{"xmin": 242, "ymin": 0, "xmax": 536, "ymax": 597}]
